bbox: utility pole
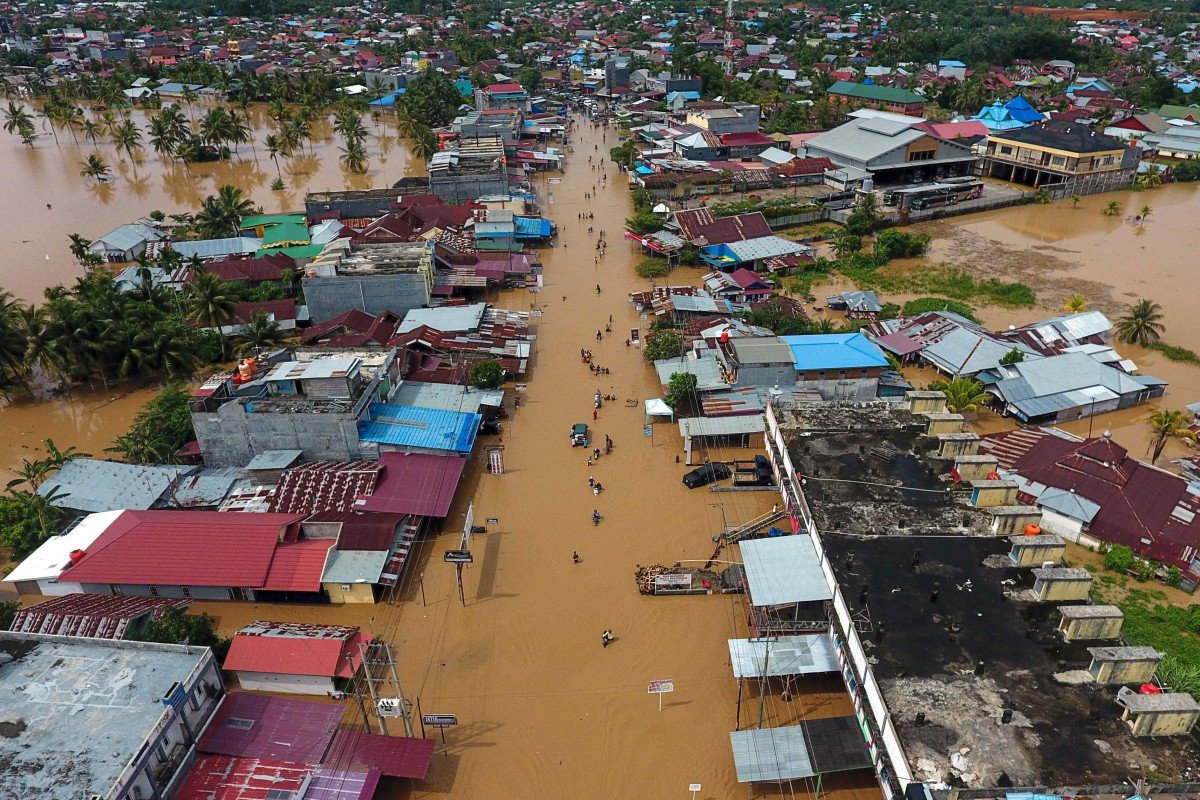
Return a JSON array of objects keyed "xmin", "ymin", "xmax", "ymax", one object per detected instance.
[
  {"xmin": 358, "ymin": 641, "xmax": 416, "ymax": 738},
  {"xmin": 723, "ymin": 0, "xmax": 735, "ymax": 77}
]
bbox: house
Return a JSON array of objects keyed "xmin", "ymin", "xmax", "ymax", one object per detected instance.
[
  {"xmin": 222, "ymin": 621, "xmax": 372, "ymax": 695},
  {"xmin": 0, "ymin": 632, "xmax": 224, "ymax": 800},
  {"xmin": 804, "ymin": 115, "xmax": 977, "ymax": 184},
  {"xmin": 971, "ymin": 101, "xmax": 1031, "ymax": 132},
  {"xmin": 54, "ymin": 509, "xmax": 337, "ymax": 602},
  {"xmin": 700, "ymin": 235, "xmax": 816, "ymax": 272},
  {"xmin": 781, "ymin": 332, "xmax": 891, "ymax": 400},
  {"xmin": 826, "ymin": 290, "xmax": 883, "ymax": 317},
  {"xmin": 88, "ymin": 223, "xmax": 167, "ymax": 262},
  {"xmin": 701, "ymin": 268, "xmax": 774, "ymax": 304},
  {"xmin": 191, "ymin": 349, "xmax": 402, "ymax": 467},
  {"xmin": 475, "ymin": 81, "xmax": 530, "ymax": 112},
  {"xmin": 982, "ymin": 429, "xmax": 1200, "ymax": 586},
  {"xmin": 36, "ymin": 458, "xmax": 198, "ymax": 513},
  {"xmin": 428, "ymin": 135, "xmax": 510, "ymax": 203},
  {"xmin": 300, "ymin": 309, "xmax": 402, "ymax": 348},
  {"xmin": 1104, "ymin": 112, "xmax": 1170, "ymax": 140},
  {"xmin": 302, "ymin": 240, "xmax": 434, "ymax": 324},
  {"xmin": 977, "ymin": 351, "xmax": 1165, "ymax": 423},
  {"xmin": 826, "ymin": 80, "xmax": 925, "ymax": 116},
  {"xmin": 10, "ymin": 592, "xmax": 189, "ymax": 639},
  {"xmin": 3, "ymin": 510, "xmax": 124, "ymax": 596},
  {"xmin": 685, "ymin": 102, "xmax": 762, "ymax": 135},
  {"xmin": 981, "ymin": 120, "xmax": 1136, "ymax": 188}
]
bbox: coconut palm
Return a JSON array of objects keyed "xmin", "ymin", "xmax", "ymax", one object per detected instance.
[
  {"xmin": 3, "ymin": 101, "xmax": 34, "ymax": 138},
  {"xmin": 928, "ymin": 376, "xmax": 990, "ymax": 414},
  {"xmin": 112, "ymin": 119, "xmax": 144, "ymax": 169},
  {"xmin": 340, "ymin": 139, "xmax": 369, "ymax": 173},
  {"xmin": 234, "ymin": 311, "xmax": 289, "ymax": 356},
  {"xmin": 79, "ymin": 153, "xmax": 111, "ymax": 183},
  {"xmin": 1139, "ymin": 204, "xmax": 1152, "ymax": 224},
  {"xmin": 80, "ymin": 118, "xmax": 103, "ymax": 146},
  {"xmin": 1103, "ymin": 200, "xmax": 1120, "ymax": 217},
  {"xmin": 193, "ymin": 185, "xmax": 259, "ymax": 238},
  {"xmin": 264, "ymin": 133, "xmax": 284, "ymax": 175},
  {"xmin": 134, "ymin": 319, "xmax": 198, "ymax": 381},
  {"xmin": 1114, "ymin": 299, "xmax": 1165, "ymax": 346},
  {"xmin": 1063, "ymin": 294, "xmax": 1089, "ymax": 314},
  {"xmin": 831, "ymin": 235, "xmax": 861, "ymax": 260},
  {"xmin": 1146, "ymin": 408, "xmax": 1197, "ymax": 463},
  {"xmin": 410, "ymin": 126, "xmax": 437, "ymax": 163},
  {"xmin": 1137, "ymin": 163, "xmax": 1163, "ymax": 190},
  {"xmin": 1070, "ymin": 194, "xmax": 1081, "ymax": 209}
]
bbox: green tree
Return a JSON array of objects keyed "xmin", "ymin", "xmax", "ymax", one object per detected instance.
[
  {"xmin": 186, "ymin": 271, "xmax": 238, "ymax": 330},
  {"xmin": 517, "ymin": 66, "xmax": 544, "ymax": 94},
  {"xmin": 1070, "ymin": 194, "xmax": 1082, "ymax": 208},
  {"xmin": 928, "ymin": 376, "xmax": 990, "ymax": 413},
  {"xmin": 469, "ymin": 359, "xmax": 505, "ymax": 389},
  {"xmin": 1146, "ymin": 408, "xmax": 1197, "ymax": 463},
  {"xmin": 0, "ymin": 491, "xmax": 64, "ymax": 560},
  {"xmin": 398, "ymin": 67, "xmax": 462, "ymax": 127},
  {"xmin": 340, "ymin": 139, "xmax": 369, "ymax": 173},
  {"xmin": 643, "ymin": 329, "xmax": 685, "ymax": 361},
  {"xmin": 831, "ymin": 234, "xmax": 862, "ymax": 260},
  {"xmin": 233, "ymin": 311, "xmax": 289, "ymax": 356},
  {"xmin": 1102, "ymin": 544, "xmax": 1135, "ymax": 573},
  {"xmin": 664, "ymin": 371, "xmax": 698, "ymax": 410},
  {"xmin": 112, "ymin": 119, "xmax": 144, "ymax": 169},
  {"xmin": 409, "ymin": 126, "xmax": 437, "ymax": 163},
  {"xmin": 79, "ymin": 153, "xmax": 111, "ymax": 183},
  {"xmin": 0, "ymin": 600, "xmax": 17, "ymax": 631},
  {"xmin": 129, "ymin": 605, "xmax": 230, "ymax": 658},
  {"xmin": 999, "ymin": 347, "xmax": 1024, "ymax": 366},
  {"xmin": 1064, "ymin": 294, "xmax": 1088, "ymax": 313},
  {"xmin": 1103, "ymin": 200, "xmax": 1121, "ymax": 217},
  {"xmin": 193, "ymin": 185, "xmax": 259, "ymax": 238},
  {"xmin": 109, "ymin": 384, "xmax": 196, "ymax": 464},
  {"xmin": 635, "ymin": 259, "xmax": 670, "ymax": 279},
  {"xmin": 873, "ymin": 229, "xmax": 929, "ymax": 260},
  {"xmin": 1115, "ymin": 299, "xmax": 1165, "ymax": 346},
  {"xmin": 3, "ymin": 101, "xmax": 34, "ymax": 138},
  {"xmin": 1139, "ymin": 204, "xmax": 1152, "ymax": 224}
]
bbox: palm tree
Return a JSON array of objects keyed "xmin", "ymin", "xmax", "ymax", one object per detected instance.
[
  {"xmin": 1146, "ymin": 408, "xmax": 1197, "ymax": 463},
  {"xmin": 193, "ymin": 185, "xmax": 260, "ymax": 238},
  {"xmin": 831, "ymin": 235, "xmax": 861, "ymax": 260},
  {"xmin": 1103, "ymin": 200, "xmax": 1120, "ymax": 217},
  {"xmin": 1063, "ymin": 294, "xmax": 1089, "ymax": 314},
  {"xmin": 1137, "ymin": 163, "xmax": 1163, "ymax": 190},
  {"xmin": 80, "ymin": 118, "xmax": 103, "ymax": 146},
  {"xmin": 112, "ymin": 119, "xmax": 144, "ymax": 170},
  {"xmin": 134, "ymin": 319, "xmax": 197, "ymax": 381},
  {"xmin": 3, "ymin": 100, "xmax": 34, "ymax": 137},
  {"xmin": 340, "ymin": 139, "xmax": 369, "ymax": 173},
  {"xmin": 265, "ymin": 133, "xmax": 283, "ymax": 175},
  {"xmin": 1070, "ymin": 194, "xmax": 1081, "ymax": 209},
  {"xmin": 1114, "ymin": 299, "xmax": 1165, "ymax": 346},
  {"xmin": 410, "ymin": 126, "xmax": 437, "ymax": 163},
  {"xmin": 234, "ymin": 311, "xmax": 289, "ymax": 356},
  {"xmin": 929, "ymin": 376, "xmax": 990, "ymax": 414},
  {"xmin": 186, "ymin": 271, "xmax": 238, "ymax": 330},
  {"xmin": 394, "ymin": 106, "xmax": 424, "ymax": 141},
  {"xmin": 228, "ymin": 110, "xmax": 252, "ymax": 155},
  {"xmin": 67, "ymin": 233, "xmax": 93, "ymax": 263},
  {"xmin": 1139, "ymin": 204, "xmax": 1152, "ymax": 224},
  {"xmin": 79, "ymin": 153, "xmax": 111, "ymax": 183}
]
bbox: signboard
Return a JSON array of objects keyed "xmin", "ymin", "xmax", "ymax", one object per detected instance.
[
  {"xmin": 422, "ymin": 714, "xmax": 458, "ymax": 727},
  {"xmin": 654, "ymin": 574, "xmax": 691, "ymax": 588},
  {"xmin": 647, "ymin": 680, "xmax": 675, "ymax": 694},
  {"xmin": 643, "ymin": 425, "xmax": 653, "ymax": 437},
  {"xmin": 444, "ymin": 550, "xmax": 474, "ymax": 564},
  {"xmin": 486, "ymin": 518, "xmax": 499, "ymax": 525},
  {"xmin": 689, "ymin": 786, "xmax": 703, "ymax": 793}
]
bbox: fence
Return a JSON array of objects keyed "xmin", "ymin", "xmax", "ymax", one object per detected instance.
[{"xmin": 762, "ymin": 403, "xmax": 910, "ymax": 800}]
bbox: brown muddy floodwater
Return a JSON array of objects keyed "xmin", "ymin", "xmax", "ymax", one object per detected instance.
[
  {"xmin": 190, "ymin": 120, "xmax": 878, "ymax": 800},
  {"xmin": 0, "ymin": 105, "xmax": 413, "ymax": 480},
  {"xmin": 0, "ymin": 104, "xmax": 413, "ymax": 301}
]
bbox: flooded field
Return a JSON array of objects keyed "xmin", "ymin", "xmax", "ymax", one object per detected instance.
[
  {"xmin": 0, "ymin": 104, "xmax": 411, "ymax": 301},
  {"xmin": 188, "ymin": 120, "xmax": 877, "ymax": 800}
]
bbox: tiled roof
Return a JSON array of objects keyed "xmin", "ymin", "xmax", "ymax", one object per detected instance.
[{"xmin": 268, "ymin": 461, "xmax": 383, "ymax": 515}]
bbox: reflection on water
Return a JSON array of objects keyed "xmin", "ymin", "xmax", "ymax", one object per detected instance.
[{"xmin": 0, "ymin": 105, "xmax": 411, "ymax": 301}]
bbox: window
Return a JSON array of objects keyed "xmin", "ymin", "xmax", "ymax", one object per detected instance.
[
  {"xmin": 1050, "ymin": 155, "xmax": 1066, "ymax": 167},
  {"xmin": 226, "ymin": 718, "xmax": 256, "ymax": 730},
  {"xmin": 181, "ymin": 586, "xmax": 191, "ymax": 599},
  {"xmin": 342, "ymin": 584, "xmax": 352, "ymax": 592},
  {"xmin": 999, "ymin": 145, "xmax": 1014, "ymax": 156},
  {"xmin": 148, "ymin": 586, "xmax": 158, "ymax": 597},
  {"xmin": 907, "ymin": 149, "xmax": 934, "ymax": 162},
  {"xmin": 110, "ymin": 584, "xmax": 123, "ymax": 596},
  {"xmin": 189, "ymin": 693, "xmax": 202, "ymax": 712}
]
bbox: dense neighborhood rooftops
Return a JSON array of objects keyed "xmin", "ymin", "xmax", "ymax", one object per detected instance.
[
  {"xmin": 11, "ymin": 593, "xmax": 189, "ymax": 639},
  {"xmin": 36, "ymin": 458, "xmax": 194, "ymax": 512}
]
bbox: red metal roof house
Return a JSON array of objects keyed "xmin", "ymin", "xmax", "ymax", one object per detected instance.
[{"xmin": 223, "ymin": 621, "xmax": 372, "ymax": 695}]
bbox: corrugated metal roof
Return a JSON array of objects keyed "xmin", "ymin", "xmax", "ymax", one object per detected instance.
[
  {"xmin": 359, "ymin": 403, "xmax": 480, "ymax": 453},
  {"xmin": 224, "ymin": 625, "xmax": 370, "ymax": 678},
  {"xmin": 304, "ymin": 768, "xmax": 381, "ymax": 800},
  {"xmin": 782, "ymin": 332, "xmax": 889, "ymax": 370},
  {"xmin": 654, "ymin": 355, "xmax": 729, "ymax": 392},
  {"xmin": 321, "ymin": 548, "xmax": 389, "ymax": 584},
  {"xmin": 728, "ymin": 633, "xmax": 840, "ymax": 678},
  {"xmin": 171, "ymin": 236, "xmax": 262, "ymax": 260},
  {"xmin": 37, "ymin": 459, "xmax": 194, "ymax": 513},
  {"xmin": 199, "ymin": 694, "xmax": 343, "ymax": 763},
  {"xmin": 678, "ymin": 415, "xmax": 765, "ymax": 438},
  {"xmin": 356, "ymin": 452, "xmax": 467, "ymax": 518},
  {"xmin": 1038, "ymin": 486, "xmax": 1102, "ymax": 523},
  {"xmin": 739, "ymin": 535, "xmax": 832, "ymax": 606},
  {"xmin": 324, "ymin": 731, "xmax": 436, "ymax": 779},
  {"xmin": 244, "ymin": 450, "xmax": 303, "ymax": 470},
  {"xmin": 10, "ymin": 594, "xmax": 188, "ymax": 639},
  {"xmin": 3, "ymin": 510, "xmax": 123, "ymax": 584},
  {"xmin": 730, "ymin": 726, "xmax": 815, "ymax": 782},
  {"xmin": 397, "ymin": 303, "xmax": 488, "ymax": 334},
  {"xmin": 391, "ymin": 381, "xmax": 504, "ymax": 414}
]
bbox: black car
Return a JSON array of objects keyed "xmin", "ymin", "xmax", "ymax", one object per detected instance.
[{"xmin": 682, "ymin": 463, "xmax": 732, "ymax": 489}]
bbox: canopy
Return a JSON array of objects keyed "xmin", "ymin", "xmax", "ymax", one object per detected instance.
[{"xmin": 645, "ymin": 398, "xmax": 675, "ymax": 422}]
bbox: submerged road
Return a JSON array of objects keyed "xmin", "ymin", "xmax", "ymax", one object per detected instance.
[{"xmin": 196, "ymin": 115, "xmax": 874, "ymax": 800}]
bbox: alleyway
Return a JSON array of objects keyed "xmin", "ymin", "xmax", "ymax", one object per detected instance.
[{"xmin": 196, "ymin": 116, "xmax": 875, "ymax": 800}]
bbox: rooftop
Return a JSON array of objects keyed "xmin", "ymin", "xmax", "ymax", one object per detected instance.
[
  {"xmin": 989, "ymin": 120, "xmax": 1127, "ymax": 154},
  {"xmin": 36, "ymin": 458, "xmax": 194, "ymax": 513},
  {"xmin": 11, "ymin": 593, "xmax": 188, "ymax": 639},
  {"xmin": 782, "ymin": 332, "xmax": 890, "ymax": 371},
  {"xmin": 0, "ymin": 633, "xmax": 212, "ymax": 800}
]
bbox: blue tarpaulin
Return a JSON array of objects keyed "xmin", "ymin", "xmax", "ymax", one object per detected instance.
[{"xmin": 514, "ymin": 217, "xmax": 553, "ymax": 238}]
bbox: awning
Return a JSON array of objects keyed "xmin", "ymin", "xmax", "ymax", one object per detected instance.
[
  {"xmin": 728, "ymin": 633, "xmax": 840, "ymax": 679},
  {"xmin": 645, "ymin": 398, "xmax": 675, "ymax": 422}
]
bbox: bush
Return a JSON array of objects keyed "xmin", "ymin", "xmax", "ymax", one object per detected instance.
[
  {"xmin": 109, "ymin": 385, "xmax": 196, "ymax": 465},
  {"xmin": 469, "ymin": 359, "xmax": 505, "ymax": 389},
  {"xmin": 635, "ymin": 258, "xmax": 671, "ymax": 279},
  {"xmin": 0, "ymin": 600, "xmax": 17, "ymax": 631},
  {"xmin": 643, "ymin": 329, "xmax": 685, "ymax": 361},
  {"xmin": 900, "ymin": 297, "xmax": 979, "ymax": 322},
  {"xmin": 626, "ymin": 209, "xmax": 664, "ymax": 236},
  {"xmin": 1103, "ymin": 544, "xmax": 1135, "ymax": 573},
  {"xmin": 665, "ymin": 371, "xmax": 698, "ymax": 410},
  {"xmin": 844, "ymin": 207, "xmax": 880, "ymax": 237},
  {"xmin": 1173, "ymin": 161, "xmax": 1200, "ymax": 182},
  {"xmin": 999, "ymin": 347, "xmax": 1025, "ymax": 365},
  {"xmin": 873, "ymin": 229, "xmax": 930, "ymax": 260},
  {"xmin": 1134, "ymin": 559, "xmax": 1159, "ymax": 583}
]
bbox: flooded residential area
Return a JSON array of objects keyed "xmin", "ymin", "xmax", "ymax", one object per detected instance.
[{"xmin": 5, "ymin": 3, "xmax": 1200, "ymax": 800}]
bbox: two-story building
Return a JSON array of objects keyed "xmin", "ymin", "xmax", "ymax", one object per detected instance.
[
  {"xmin": 981, "ymin": 121, "xmax": 1136, "ymax": 191},
  {"xmin": 804, "ymin": 115, "xmax": 977, "ymax": 184}
]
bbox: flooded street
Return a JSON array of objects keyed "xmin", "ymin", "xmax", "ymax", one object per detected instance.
[
  {"xmin": 0, "ymin": 105, "xmax": 411, "ymax": 301},
  {"xmin": 192, "ymin": 119, "xmax": 876, "ymax": 800}
]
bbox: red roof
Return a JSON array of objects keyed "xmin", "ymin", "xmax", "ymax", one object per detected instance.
[
  {"xmin": 260, "ymin": 539, "xmax": 335, "ymax": 593},
  {"xmin": 324, "ymin": 730, "xmax": 436, "ymax": 779},
  {"xmin": 224, "ymin": 623, "xmax": 372, "ymax": 678},
  {"xmin": 57, "ymin": 511, "xmax": 304, "ymax": 588},
  {"xmin": 301, "ymin": 309, "xmax": 402, "ymax": 348},
  {"xmin": 233, "ymin": 299, "xmax": 297, "ymax": 325},
  {"xmin": 268, "ymin": 461, "xmax": 383, "ymax": 515},
  {"xmin": 201, "ymin": 253, "xmax": 293, "ymax": 283},
  {"xmin": 719, "ymin": 132, "xmax": 776, "ymax": 147},
  {"xmin": 10, "ymin": 593, "xmax": 188, "ymax": 639},
  {"xmin": 356, "ymin": 452, "xmax": 467, "ymax": 518},
  {"xmin": 916, "ymin": 120, "xmax": 990, "ymax": 140},
  {"xmin": 175, "ymin": 756, "xmax": 313, "ymax": 800},
  {"xmin": 484, "ymin": 82, "xmax": 524, "ymax": 94},
  {"xmin": 200, "ymin": 694, "xmax": 343, "ymax": 762}
]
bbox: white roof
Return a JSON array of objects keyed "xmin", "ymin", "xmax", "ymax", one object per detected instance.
[
  {"xmin": 398, "ymin": 303, "xmax": 487, "ymax": 334},
  {"xmin": 3, "ymin": 510, "xmax": 123, "ymax": 584},
  {"xmin": 739, "ymin": 535, "xmax": 832, "ymax": 607}
]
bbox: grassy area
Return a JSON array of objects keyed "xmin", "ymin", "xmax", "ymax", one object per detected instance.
[
  {"xmin": 901, "ymin": 297, "xmax": 979, "ymax": 322},
  {"xmin": 780, "ymin": 222, "xmax": 842, "ymax": 241},
  {"xmin": 842, "ymin": 262, "xmax": 1037, "ymax": 308},
  {"xmin": 1150, "ymin": 341, "xmax": 1200, "ymax": 366}
]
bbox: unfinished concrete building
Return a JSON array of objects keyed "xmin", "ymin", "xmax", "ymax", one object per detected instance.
[
  {"xmin": 428, "ymin": 135, "xmax": 510, "ymax": 203},
  {"xmin": 302, "ymin": 239, "xmax": 434, "ymax": 324}
]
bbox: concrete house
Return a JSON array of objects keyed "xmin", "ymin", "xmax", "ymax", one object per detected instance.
[
  {"xmin": 780, "ymin": 332, "xmax": 891, "ymax": 400},
  {"xmin": 685, "ymin": 102, "xmax": 762, "ymax": 136},
  {"xmin": 303, "ymin": 240, "xmax": 434, "ymax": 324},
  {"xmin": 826, "ymin": 80, "xmax": 926, "ymax": 115},
  {"xmin": 804, "ymin": 116, "xmax": 977, "ymax": 184},
  {"xmin": 981, "ymin": 120, "xmax": 1136, "ymax": 190},
  {"xmin": 222, "ymin": 621, "xmax": 371, "ymax": 695}
]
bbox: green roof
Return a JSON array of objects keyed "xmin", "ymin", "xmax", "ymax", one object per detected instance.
[
  {"xmin": 827, "ymin": 80, "xmax": 925, "ymax": 105},
  {"xmin": 1158, "ymin": 103, "xmax": 1200, "ymax": 120},
  {"xmin": 256, "ymin": 244, "xmax": 324, "ymax": 259},
  {"xmin": 241, "ymin": 214, "xmax": 310, "ymax": 247}
]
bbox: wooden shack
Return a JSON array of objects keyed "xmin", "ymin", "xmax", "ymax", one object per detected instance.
[
  {"xmin": 1122, "ymin": 692, "xmax": 1200, "ymax": 736},
  {"xmin": 1008, "ymin": 533, "xmax": 1065, "ymax": 567},
  {"xmin": 1087, "ymin": 645, "xmax": 1162, "ymax": 685},
  {"xmin": 1031, "ymin": 566, "xmax": 1092, "ymax": 601},
  {"xmin": 1057, "ymin": 605, "xmax": 1123, "ymax": 641}
]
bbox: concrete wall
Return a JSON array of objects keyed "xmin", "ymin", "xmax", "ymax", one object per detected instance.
[
  {"xmin": 794, "ymin": 371, "xmax": 880, "ymax": 401},
  {"xmin": 429, "ymin": 172, "xmax": 510, "ymax": 204},
  {"xmin": 1010, "ymin": 543, "xmax": 1065, "ymax": 567},
  {"xmin": 305, "ymin": 190, "xmax": 405, "ymax": 219},
  {"xmin": 1060, "ymin": 614, "xmax": 1123, "ymax": 641},
  {"xmin": 325, "ymin": 581, "xmax": 377, "ymax": 604},
  {"xmin": 737, "ymin": 363, "xmax": 800, "ymax": 390},
  {"xmin": 235, "ymin": 670, "xmax": 333, "ymax": 695},
  {"xmin": 1125, "ymin": 707, "xmax": 1200, "ymax": 736},
  {"xmin": 1033, "ymin": 579, "xmax": 1091, "ymax": 602},
  {"xmin": 303, "ymin": 272, "xmax": 431, "ymax": 324},
  {"xmin": 80, "ymin": 582, "xmax": 235, "ymax": 600},
  {"xmin": 1037, "ymin": 508, "xmax": 1087, "ymax": 540},
  {"xmin": 1093, "ymin": 657, "xmax": 1159, "ymax": 685},
  {"xmin": 193, "ymin": 402, "xmax": 370, "ymax": 467}
]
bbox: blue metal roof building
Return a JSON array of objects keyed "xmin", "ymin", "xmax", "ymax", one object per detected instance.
[
  {"xmin": 780, "ymin": 333, "xmax": 890, "ymax": 371},
  {"xmin": 358, "ymin": 403, "xmax": 480, "ymax": 454}
]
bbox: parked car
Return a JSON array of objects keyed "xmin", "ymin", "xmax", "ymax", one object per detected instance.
[
  {"xmin": 571, "ymin": 423, "xmax": 589, "ymax": 447},
  {"xmin": 682, "ymin": 462, "xmax": 731, "ymax": 489}
]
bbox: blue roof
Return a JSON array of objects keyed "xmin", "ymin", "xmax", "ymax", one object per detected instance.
[
  {"xmin": 1003, "ymin": 95, "xmax": 1042, "ymax": 123},
  {"xmin": 369, "ymin": 90, "xmax": 405, "ymax": 106},
  {"xmin": 667, "ymin": 90, "xmax": 701, "ymax": 102},
  {"xmin": 455, "ymin": 79, "xmax": 474, "ymax": 97},
  {"xmin": 514, "ymin": 216, "xmax": 552, "ymax": 237},
  {"xmin": 358, "ymin": 403, "xmax": 480, "ymax": 453},
  {"xmin": 780, "ymin": 332, "xmax": 890, "ymax": 370}
]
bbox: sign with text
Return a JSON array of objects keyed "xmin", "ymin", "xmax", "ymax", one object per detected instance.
[
  {"xmin": 654, "ymin": 574, "xmax": 692, "ymax": 588},
  {"xmin": 444, "ymin": 550, "xmax": 473, "ymax": 564},
  {"xmin": 647, "ymin": 680, "xmax": 675, "ymax": 694},
  {"xmin": 422, "ymin": 714, "xmax": 458, "ymax": 727}
]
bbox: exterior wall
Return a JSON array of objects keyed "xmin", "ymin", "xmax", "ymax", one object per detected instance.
[
  {"xmin": 305, "ymin": 190, "xmax": 404, "ymax": 219},
  {"xmin": 1094, "ymin": 658, "xmax": 1158, "ymax": 685},
  {"xmin": 1010, "ymin": 543, "xmax": 1065, "ymax": 566},
  {"xmin": 1126, "ymin": 708, "xmax": 1200, "ymax": 736},
  {"xmin": 193, "ymin": 402, "xmax": 372, "ymax": 467},
  {"xmin": 793, "ymin": 368, "xmax": 880, "ymax": 400},
  {"xmin": 984, "ymin": 140, "xmax": 1125, "ymax": 175},
  {"xmin": 1060, "ymin": 615, "xmax": 1123, "ymax": 641},
  {"xmin": 235, "ymin": 670, "xmax": 333, "ymax": 695},
  {"xmin": 924, "ymin": 415, "xmax": 965, "ymax": 435},
  {"xmin": 303, "ymin": 272, "xmax": 431, "ymax": 324},
  {"xmin": 36, "ymin": 578, "xmax": 82, "ymax": 596},
  {"xmin": 1034, "ymin": 579, "xmax": 1091, "ymax": 601},
  {"xmin": 990, "ymin": 510, "xmax": 1043, "ymax": 537},
  {"xmin": 737, "ymin": 363, "xmax": 799, "ymax": 390},
  {"xmin": 1036, "ymin": 508, "xmax": 1086, "ymax": 540},
  {"xmin": 429, "ymin": 171, "xmax": 510, "ymax": 203},
  {"xmin": 80, "ymin": 582, "xmax": 235, "ymax": 600},
  {"xmin": 325, "ymin": 581, "xmax": 377, "ymax": 604}
]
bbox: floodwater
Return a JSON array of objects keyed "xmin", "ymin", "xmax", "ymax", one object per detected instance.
[
  {"xmin": 191, "ymin": 120, "xmax": 878, "ymax": 800},
  {"xmin": 813, "ymin": 183, "xmax": 1200, "ymax": 468},
  {"xmin": 0, "ymin": 104, "xmax": 412, "ymax": 301}
]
